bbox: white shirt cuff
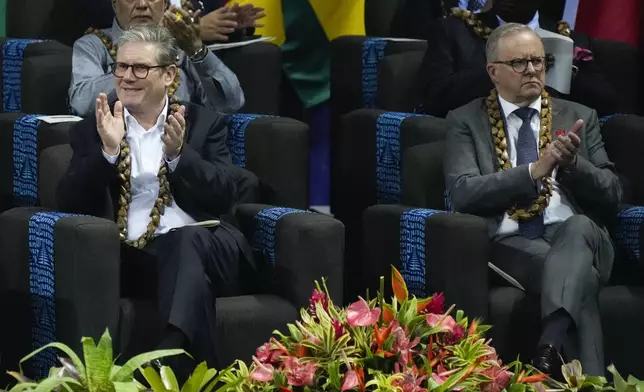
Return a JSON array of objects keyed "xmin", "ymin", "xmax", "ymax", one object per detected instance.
[
  {"xmin": 165, "ymin": 155, "xmax": 181, "ymax": 172},
  {"xmin": 102, "ymin": 146, "xmax": 120, "ymax": 164}
]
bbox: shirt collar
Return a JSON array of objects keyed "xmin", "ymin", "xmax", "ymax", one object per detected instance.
[
  {"xmin": 498, "ymin": 94, "xmax": 541, "ymax": 121},
  {"xmin": 124, "ymin": 96, "xmax": 169, "ymax": 132},
  {"xmin": 111, "ymin": 18, "xmax": 124, "ymax": 39},
  {"xmin": 497, "ymin": 11, "xmax": 540, "ymax": 30}
]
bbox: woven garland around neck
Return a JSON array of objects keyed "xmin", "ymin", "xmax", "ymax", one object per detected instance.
[
  {"xmin": 84, "ymin": 30, "xmax": 187, "ymax": 248},
  {"xmin": 450, "ymin": 8, "xmax": 573, "ymax": 40},
  {"xmin": 486, "ymin": 88, "xmax": 553, "ymax": 221}
]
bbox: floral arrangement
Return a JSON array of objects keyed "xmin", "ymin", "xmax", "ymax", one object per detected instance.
[
  {"xmin": 216, "ymin": 267, "xmax": 633, "ymax": 392},
  {"xmin": 4, "ymin": 267, "xmax": 642, "ymax": 392}
]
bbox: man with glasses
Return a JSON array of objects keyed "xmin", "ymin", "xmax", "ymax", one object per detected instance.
[
  {"xmin": 58, "ymin": 24, "xmax": 258, "ymax": 377},
  {"xmin": 420, "ymin": 0, "xmax": 615, "ymax": 117},
  {"xmin": 69, "ymin": 0, "xmax": 244, "ymax": 117},
  {"xmin": 443, "ymin": 23, "xmax": 621, "ymax": 377}
]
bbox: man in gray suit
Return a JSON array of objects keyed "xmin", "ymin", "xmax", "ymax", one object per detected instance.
[{"xmin": 443, "ymin": 23, "xmax": 622, "ymax": 377}]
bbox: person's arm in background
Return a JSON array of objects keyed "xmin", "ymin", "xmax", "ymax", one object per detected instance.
[
  {"xmin": 197, "ymin": 0, "xmax": 265, "ymax": 42},
  {"xmin": 69, "ymin": 35, "xmax": 117, "ymax": 117}
]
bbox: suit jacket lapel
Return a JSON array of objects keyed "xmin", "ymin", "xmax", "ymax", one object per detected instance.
[
  {"xmin": 550, "ymin": 98, "xmax": 566, "ymax": 140},
  {"xmin": 478, "ymin": 99, "xmax": 498, "ymax": 175}
]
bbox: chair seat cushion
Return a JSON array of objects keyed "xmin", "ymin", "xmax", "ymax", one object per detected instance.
[{"xmin": 118, "ymin": 294, "xmax": 298, "ymax": 368}]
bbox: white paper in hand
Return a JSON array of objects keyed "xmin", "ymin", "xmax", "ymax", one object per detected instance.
[{"xmin": 488, "ymin": 262, "xmax": 525, "ymax": 291}]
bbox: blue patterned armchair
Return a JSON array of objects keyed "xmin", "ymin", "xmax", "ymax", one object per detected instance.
[
  {"xmin": 361, "ymin": 139, "xmax": 644, "ymax": 378},
  {"xmin": 0, "ymin": 113, "xmax": 345, "ymax": 382}
]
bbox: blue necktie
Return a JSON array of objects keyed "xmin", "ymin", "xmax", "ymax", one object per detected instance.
[{"xmin": 514, "ymin": 107, "xmax": 544, "ymax": 239}]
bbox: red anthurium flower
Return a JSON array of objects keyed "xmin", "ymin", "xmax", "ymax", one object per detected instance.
[
  {"xmin": 347, "ymin": 298, "xmax": 380, "ymax": 327},
  {"xmin": 282, "ymin": 357, "xmax": 317, "ymax": 387},
  {"xmin": 332, "ymin": 318, "xmax": 345, "ymax": 339},
  {"xmin": 341, "ymin": 370, "xmax": 359, "ymax": 391},
  {"xmin": 308, "ymin": 289, "xmax": 329, "ymax": 321},
  {"xmin": 391, "ymin": 266, "xmax": 409, "ymax": 304},
  {"xmin": 480, "ymin": 366, "xmax": 512, "ymax": 392},
  {"xmin": 250, "ymin": 356, "xmax": 275, "ymax": 382},
  {"xmin": 256, "ymin": 342, "xmax": 284, "ymax": 364}
]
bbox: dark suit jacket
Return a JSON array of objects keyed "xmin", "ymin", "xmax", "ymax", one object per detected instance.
[
  {"xmin": 443, "ymin": 97, "xmax": 623, "ymax": 241},
  {"xmin": 56, "ymin": 102, "xmax": 249, "ymax": 247},
  {"xmin": 420, "ymin": 10, "xmax": 619, "ymax": 117}
]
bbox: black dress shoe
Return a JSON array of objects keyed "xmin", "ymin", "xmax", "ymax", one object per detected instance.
[{"xmin": 531, "ymin": 344, "xmax": 564, "ymax": 381}]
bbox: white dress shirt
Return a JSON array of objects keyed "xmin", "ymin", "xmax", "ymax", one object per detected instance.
[
  {"xmin": 497, "ymin": 12, "xmax": 541, "ymax": 30},
  {"xmin": 103, "ymin": 98, "xmax": 196, "ymax": 241},
  {"xmin": 495, "ymin": 95, "xmax": 575, "ymax": 236}
]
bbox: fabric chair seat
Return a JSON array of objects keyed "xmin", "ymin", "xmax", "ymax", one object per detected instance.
[{"xmin": 118, "ymin": 294, "xmax": 298, "ymax": 368}]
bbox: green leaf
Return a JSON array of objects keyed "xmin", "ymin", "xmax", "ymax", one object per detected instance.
[
  {"xmin": 6, "ymin": 372, "xmax": 32, "ymax": 384},
  {"xmin": 83, "ymin": 332, "xmax": 115, "ymax": 392},
  {"xmin": 202, "ymin": 362, "xmax": 237, "ymax": 392},
  {"xmin": 113, "ymin": 381, "xmax": 143, "ymax": 392},
  {"xmin": 142, "ymin": 366, "xmax": 168, "ymax": 392},
  {"xmin": 160, "ymin": 366, "xmax": 180, "ymax": 392},
  {"xmin": 199, "ymin": 369, "xmax": 217, "ymax": 392},
  {"xmin": 608, "ymin": 365, "xmax": 636, "ymax": 392},
  {"xmin": 112, "ymin": 349, "xmax": 186, "ymax": 382},
  {"xmin": 181, "ymin": 362, "xmax": 208, "ymax": 392},
  {"xmin": 7, "ymin": 382, "xmax": 38, "ymax": 392},
  {"xmin": 19, "ymin": 343, "xmax": 87, "ymax": 386},
  {"xmin": 33, "ymin": 377, "xmax": 81, "ymax": 392}
]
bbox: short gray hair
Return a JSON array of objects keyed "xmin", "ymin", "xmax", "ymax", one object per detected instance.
[
  {"xmin": 486, "ymin": 23, "xmax": 539, "ymax": 61},
  {"xmin": 118, "ymin": 25, "xmax": 179, "ymax": 66}
]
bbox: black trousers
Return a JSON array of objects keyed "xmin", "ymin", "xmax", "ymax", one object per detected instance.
[{"xmin": 120, "ymin": 224, "xmax": 257, "ymax": 367}]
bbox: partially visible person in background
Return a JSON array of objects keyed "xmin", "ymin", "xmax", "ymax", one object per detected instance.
[
  {"xmin": 174, "ymin": 0, "xmax": 266, "ymax": 42},
  {"xmin": 69, "ymin": 0, "xmax": 244, "ymax": 117},
  {"xmin": 420, "ymin": 0, "xmax": 618, "ymax": 117},
  {"xmin": 458, "ymin": 0, "xmax": 488, "ymax": 13}
]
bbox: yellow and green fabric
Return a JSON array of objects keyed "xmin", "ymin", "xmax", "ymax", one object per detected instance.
[
  {"xmin": 0, "ymin": 0, "xmax": 6, "ymax": 37},
  {"xmin": 227, "ymin": 0, "xmax": 365, "ymax": 108}
]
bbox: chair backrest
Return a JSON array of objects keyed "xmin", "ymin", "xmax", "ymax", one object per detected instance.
[
  {"xmin": 38, "ymin": 144, "xmax": 72, "ymax": 211},
  {"xmin": 218, "ymin": 43, "xmax": 282, "ymax": 115},
  {"xmin": 365, "ymin": 0, "xmax": 404, "ymax": 37},
  {"xmin": 401, "ymin": 141, "xmax": 446, "ymax": 211}
]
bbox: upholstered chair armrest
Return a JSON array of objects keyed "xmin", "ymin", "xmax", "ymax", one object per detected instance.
[
  {"xmin": 376, "ymin": 51, "xmax": 425, "ymax": 113},
  {"xmin": 0, "ymin": 207, "xmax": 120, "ymax": 378},
  {"xmin": 226, "ymin": 115, "xmax": 309, "ymax": 209},
  {"xmin": 363, "ymin": 204, "xmax": 490, "ymax": 320},
  {"xmin": 235, "ymin": 204, "xmax": 345, "ymax": 308},
  {"xmin": 612, "ymin": 205, "xmax": 644, "ymax": 272}
]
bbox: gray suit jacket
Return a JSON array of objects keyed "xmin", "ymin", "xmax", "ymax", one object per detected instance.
[{"xmin": 444, "ymin": 97, "xmax": 623, "ymax": 237}]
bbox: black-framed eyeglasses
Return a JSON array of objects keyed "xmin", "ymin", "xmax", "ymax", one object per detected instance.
[
  {"xmin": 492, "ymin": 57, "xmax": 547, "ymax": 73},
  {"xmin": 112, "ymin": 62, "xmax": 170, "ymax": 79}
]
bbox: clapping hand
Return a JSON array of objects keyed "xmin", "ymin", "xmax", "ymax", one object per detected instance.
[
  {"xmin": 96, "ymin": 93, "xmax": 125, "ymax": 156},
  {"xmin": 163, "ymin": 105, "xmax": 186, "ymax": 160},
  {"xmin": 230, "ymin": 3, "xmax": 266, "ymax": 30},
  {"xmin": 199, "ymin": 6, "xmax": 238, "ymax": 41},
  {"xmin": 551, "ymin": 119, "xmax": 583, "ymax": 169},
  {"xmin": 164, "ymin": 6, "xmax": 204, "ymax": 56}
]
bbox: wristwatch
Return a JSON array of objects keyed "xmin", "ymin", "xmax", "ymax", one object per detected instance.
[{"xmin": 189, "ymin": 44, "xmax": 208, "ymax": 63}]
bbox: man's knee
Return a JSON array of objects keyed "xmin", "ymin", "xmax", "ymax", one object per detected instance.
[{"xmin": 559, "ymin": 215, "xmax": 600, "ymax": 243}]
